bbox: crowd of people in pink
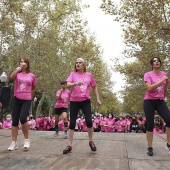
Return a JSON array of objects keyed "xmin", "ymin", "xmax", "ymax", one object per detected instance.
[{"xmin": 0, "ymin": 113, "xmax": 166, "ymax": 135}]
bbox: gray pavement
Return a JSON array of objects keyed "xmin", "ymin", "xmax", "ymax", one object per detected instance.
[{"xmin": 0, "ymin": 130, "xmax": 170, "ymax": 170}]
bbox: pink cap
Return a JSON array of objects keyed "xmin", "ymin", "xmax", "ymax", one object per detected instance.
[{"xmin": 77, "ymin": 58, "xmax": 85, "ymax": 63}]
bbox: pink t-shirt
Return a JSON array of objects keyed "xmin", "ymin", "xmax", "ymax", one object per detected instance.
[
  {"xmin": 126, "ymin": 119, "xmax": 131, "ymax": 131},
  {"xmin": 14, "ymin": 72, "xmax": 36, "ymax": 100},
  {"xmin": 46, "ymin": 117, "xmax": 55, "ymax": 130},
  {"xmin": 144, "ymin": 71, "xmax": 168, "ymax": 100},
  {"xmin": 116, "ymin": 120, "xmax": 126, "ymax": 132},
  {"xmin": 100, "ymin": 120, "xmax": 106, "ymax": 132},
  {"xmin": 94, "ymin": 118, "xmax": 100, "ymax": 128},
  {"xmin": 105, "ymin": 118, "xmax": 115, "ymax": 132},
  {"xmin": 36, "ymin": 117, "xmax": 41, "ymax": 129},
  {"xmin": 55, "ymin": 90, "xmax": 70, "ymax": 108},
  {"xmin": 28, "ymin": 119, "xmax": 35, "ymax": 130},
  {"xmin": 3, "ymin": 120, "xmax": 12, "ymax": 129},
  {"xmin": 153, "ymin": 128, "xmax": 163, "ymax": 134},
  {"xmin": 66, "ymin": 72, "xmax": 96, "ymax": 101},
  {"xmin": 38, "ymin": 118, "xmax": 45, "ymax": 131}
]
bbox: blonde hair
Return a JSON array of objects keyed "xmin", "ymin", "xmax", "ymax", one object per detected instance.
[{"xmin": 73, "ymin": 58, "xmax": 86, "ymax": 72}]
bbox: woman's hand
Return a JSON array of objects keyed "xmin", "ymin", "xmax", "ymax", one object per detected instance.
[{"xmin": 97, "ymin": 99, "xmax": 101, "ymax": 107}]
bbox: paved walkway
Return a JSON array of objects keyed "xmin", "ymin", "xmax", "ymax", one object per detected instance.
[{"xmin": 0, "ymin": 130, "xmax": 170, "ymax": 170}]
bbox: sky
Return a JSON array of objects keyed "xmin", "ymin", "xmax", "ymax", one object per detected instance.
[{"xmin": 81, "ymin": 0, "xmax": 125, "ymax": 100}]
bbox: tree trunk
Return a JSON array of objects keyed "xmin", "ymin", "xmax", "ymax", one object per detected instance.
[
  {"xmin": 35, "ymin": 91, "xmax": 46, "ymax": 119},
  {"xmin": 48, "ymin": 96, "xmax": 55, "ymax": 116}
]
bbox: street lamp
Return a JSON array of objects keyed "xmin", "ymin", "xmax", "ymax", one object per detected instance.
[
  {"xmin": 34, "ymin": 97, "xmax": 37, "ymax": 102},
  {"xmin": 0, "ymin": 72, "xmax": 7, "ymax": 86},
  {"xmin": 0, "ymin": 72, "xmax": 8, "ymax": 123}
]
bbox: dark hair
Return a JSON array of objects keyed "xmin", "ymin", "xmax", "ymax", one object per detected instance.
[
  {"xmin": 155, "ymin": 123, "xmax": 160, "ymax": 127},
  {"xmin": 107, "ymin": 112, "xmax": 114, "ymax": 118},
  {"xmin": 61, "ymin": 80, "xmax": 67, "ymax": 85},
  {"xmin": 150, "ymin": 57, "xmax": 162, "ymax": 66}
]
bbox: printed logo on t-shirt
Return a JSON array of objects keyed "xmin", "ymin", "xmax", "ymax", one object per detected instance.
[
  {"xmin": 151, "ymin": 78, "xmax": 164, "ymax": 97},
  {"xmin": 17, "ymin": 76, "xmax": 32, "ymax": 92}
]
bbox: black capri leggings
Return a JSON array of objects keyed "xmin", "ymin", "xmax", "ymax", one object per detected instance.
[
  {"xmin": 69, "ymin": 100, "xmax": 92, "ymax": 130},
  {"xmin": 12, "ymin": 96, "xmax": 31, "ymax": 126},
  {"xmin": 143, "ymin": 100, "xmax": 170, "ymax": 132}
]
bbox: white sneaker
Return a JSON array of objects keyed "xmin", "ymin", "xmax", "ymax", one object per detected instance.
[
  {"xmin": 23, "ymin": 139, "xmax": 30, "ymax": 150},
  {"xmin": 8, "ymin": 141, "xmax": 18, "ymax": 151},
  {"xmin": 64, "ymin": 131, "xmax": 68, "ymax": 139},
  {"xmin": 54, "ymin": 131, "xmax": 59, "ymax": 137}
]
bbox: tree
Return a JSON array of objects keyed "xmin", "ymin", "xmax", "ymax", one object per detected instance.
[
  {"xmin": 101, "ymin": 0, "xmax": 170, "ymax": 112},
  {"xmin": 1, "ymin": 0, "xmax": 120, "ymax": 116}
]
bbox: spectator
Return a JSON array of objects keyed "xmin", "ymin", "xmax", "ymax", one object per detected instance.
[
  {"xmin": 153, "ymin": 123, "xmax": 163, "ymax": 134},
  {"xmin": 105, "ymin": 113, "xmax": 115, "ymax": 133},
  {"xmin": 136, "ymin": 122, "xmax": 145, "ymax": 133},
  {"xmin": 130, "ymin": 117, "xmax": 138, "ymax": 132},
  {"xmin": 3, "ymin": 114, "xmax": 12, "ymax": 129}
]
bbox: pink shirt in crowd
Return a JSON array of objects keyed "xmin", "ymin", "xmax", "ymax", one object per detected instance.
[
  {"xmin": 144, "ymin": 71, "xmax": 168, "ymax": 100},
  {"xmin": 3, "ymin": 120, "xmax": 12, "ymax": 129},
  {"xmin": 81, "ymin": 119, "xmax": 87, "ymax": 132},
  {"xmin": 14, "ymin": 72, "xmax": 36, "ymax": 100},
  {"xmin": 100, "ymin": 119, "xmax": 106, "ymax": 132},
  {"xmin": 126, "ymin": 119, "xmax": 131, "ymax": 131},
  {"xmin": 105, "ymin": 118, "xmax": 115, "ymax": 132},
  {"xmin": 153, "ymin": 128, "xmax": 163, "ymax": 134},
  {"xmin": 46, "ymin": 117, "xmax": 55, "ymax": 130},
  {"xmin": 55, "ymin": 90, "xmax": 70, "ymax": 108},
  {"xmin": 94, "ymin": 118, "xmax": 100, "ymax": 128},
  {"xmin": 66, "ymin": 72, "xmax": 96, "ymax": 101},
  {"xmin": 116, "ymin": 120, "xmax": 126, "ymax": 132},
  {"xmin": 28, "ymin": 119, "xmax": 36, "ymax": 130}
]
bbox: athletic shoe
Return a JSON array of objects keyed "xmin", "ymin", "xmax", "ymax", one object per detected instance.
[
  {"xmin": 89, "ymin": 141, "xmax": 97, "ymax": 152},
  {"xmin": 54, "ymin": 131, "xmax": 59, "ymax": 137},
  {"xmin": 147, "ymin": 147, "xmax": 153, "ymax": 156},
  {"xmin": 166, "ymin": 143, "xmax": 170, "ymax": 153},
  {"xmin": 23, "ymin": 139, "xmax": 30, "ymax": 150},
  {"xmin": 63, "ymin": 146, "xmax": 72, "ymax": 154},
  {"xmin": 8, "ymin": 141, "xmax": 18, "ymax": 151},
  {"xmin": 64, "ymin": 131, "xmax": 68, "ymax": 139}
]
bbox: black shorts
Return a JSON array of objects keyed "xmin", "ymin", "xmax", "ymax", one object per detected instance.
[{"xmin": 55, "ymin": 108, "xmax": 68, "ymax": 116}]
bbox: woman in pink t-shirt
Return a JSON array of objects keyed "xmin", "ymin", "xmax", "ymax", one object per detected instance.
[
  {"xmin": 27, "ymin": 115, "xmax": 36, "ymax": 130},
  {"xmin": 105, "ymin": 113, "xmax": 115, "ymax": 133},
  {"xmin": 153, "ymin": 123, "xmax": 163, "ymax": 134},
  {"xmin": 143, "ymin": 57, "xmax": 170, "ymax": 156},
  {"xmin": 54, "ymin": 81, "xmax": 70, "ymax": 139},
  {"xmin": 63, "ymin": 58, "xmax": 101, "ymax": 154},
  {"xmin": 8, "ymin": 57, "xmax": 36, "ymax": 151}
]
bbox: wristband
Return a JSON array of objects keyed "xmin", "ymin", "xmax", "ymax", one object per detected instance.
[
  {"xmin": 74, "ymin": 82, "xmax": 77, "ymax": 86},
  {"xmin": 16, "ymin": 67, "xmax": 22, "ymax": 72}
]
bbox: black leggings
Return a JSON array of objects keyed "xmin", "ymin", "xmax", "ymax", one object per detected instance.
[
  {"xmin": 69, "ymin": 100, "xmax": 92, "ymax": 130},
  {"xmin": 12, "ymin": 96, "xmax": 31, "ymax": 126},
  {"xmin": 143, "ymin": 100, "xmax": 170, "ymax": 132}
]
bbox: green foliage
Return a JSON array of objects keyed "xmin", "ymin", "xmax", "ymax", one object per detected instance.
[
  {"xmin": 101, "ymin": 0, "xmax": 170, "ymax": 113},
  {"xmin": 0, "ymin": 0, "xmax": 121, "ymax": 114}
]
